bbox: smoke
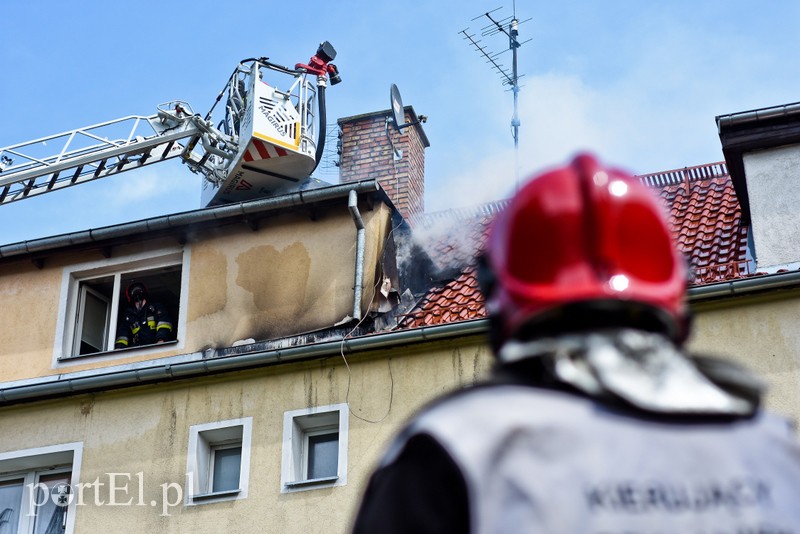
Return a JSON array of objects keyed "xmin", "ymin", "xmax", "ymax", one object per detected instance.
[
  {"xmin": 408, "ymin": 203, "xmax": 502, "ymax": 277},
  {"xmin": 427, "ymin": 73, "xmax": 661, "ymax": 214}
]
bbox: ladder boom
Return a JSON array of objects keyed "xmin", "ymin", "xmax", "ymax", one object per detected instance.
[{"xmin": 0, "ymin": 104, "xmax": 206, "ymax": 207}]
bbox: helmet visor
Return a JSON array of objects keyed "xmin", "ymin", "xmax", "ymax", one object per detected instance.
[{"xmin": 129, "ymin": 285, "xmax": 146, "ymax": 303}]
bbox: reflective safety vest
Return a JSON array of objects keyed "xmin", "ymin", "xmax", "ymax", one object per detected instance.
[{"xmin": 384, "ymin": 385, "xmax": 800, "ymax": 533}]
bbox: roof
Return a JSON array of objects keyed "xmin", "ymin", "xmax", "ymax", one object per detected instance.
[
  {"xmin": 401, "ymin": 162, "xmax": 752, "ymax": 328},
  {"xmin": 640, "ymin": 162, "xmax": 751, "ymax": 283},
  {"xmin": 0, "ymin": 179, "xmax": 383, "ymax": 263},
  {"xmin": 0, "ymin": 159, "xmax": 754, "ymax": 332}
]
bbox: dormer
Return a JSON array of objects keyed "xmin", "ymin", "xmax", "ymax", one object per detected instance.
[
  {"xmin": 718, "ymin": 102, "xmax": 800, "ymax": 272},
  {"xmin": 0, "ymin": 180, "xmax": 400, "ymax": 382}
]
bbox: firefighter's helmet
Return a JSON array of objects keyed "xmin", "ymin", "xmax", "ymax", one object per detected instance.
[
  {"xmin": 125, "ymin": 282, "xmax": 149, "ymax": 304},
  {"xmin": 480, "ymin": 153, "xmax": 688, "ymax": 350}
]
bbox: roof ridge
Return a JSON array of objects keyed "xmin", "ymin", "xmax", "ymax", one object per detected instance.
[
  {"xmin": 413, "ymin": 199, "xmax": 510, "ymax": 226},
  {"xmin": 637, "ymin": 162, "xmax": 728, "ymax": 187},
  {"xmin": 416, "ymin": 162, "xmax": 729, "ymax": 223}
]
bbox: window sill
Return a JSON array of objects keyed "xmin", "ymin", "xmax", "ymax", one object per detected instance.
[
  {"xmin": 284, "ymin": 476, "xmax": 339, "ymax": 489},
  {"xmin": 58, "ymin": 340, "xmax": 178, "ymax": 361},
  {"xmin": 192, "ymin": 488, "xmax": 241, "ymax": 501}
]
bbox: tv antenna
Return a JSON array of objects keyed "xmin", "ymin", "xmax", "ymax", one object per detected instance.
[{"xmin": 460, "ymin": 4, "xmax": 530, "ymax": 184}]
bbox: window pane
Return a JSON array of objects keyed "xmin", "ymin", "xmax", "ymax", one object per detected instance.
[
  {"xmin": 0, "ymin": 478, "xmax": 24, "ymax": 534},
  {"xmin": 212, "ymin": 447, "xmax": 241, "ymax": 492},
  {"xmin": 33, "ymin": 473, "xmax": 71, "ymax": 534},
  {"xmin": 79, "ymin": 288, "xmax": 110, "ymax": 355},
  {"xmin": 308, "ymin": 433, "xmax": 338, "ymax": 479}
]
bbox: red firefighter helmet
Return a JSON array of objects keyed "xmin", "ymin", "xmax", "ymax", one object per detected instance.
[
  {"xmin": 482, "ymin": 153, "xmax": 688, "ymax": 345},
  {"xmin": 125, "ymin": 282, "xmax": 149, "ymax": 304}
]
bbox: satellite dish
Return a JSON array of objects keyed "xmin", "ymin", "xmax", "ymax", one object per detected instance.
[
  {"xmin": 390, "ymin": 84, "xmax": 407, "ymax": 131},
  {"xmin": 389, "ymin": 84, "xmax": 428, "ymax": 133}
]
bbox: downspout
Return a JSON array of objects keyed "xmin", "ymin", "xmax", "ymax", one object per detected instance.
[{"xmin": 348, "ymin": 189, "xmax": 366, "ymax": 321}]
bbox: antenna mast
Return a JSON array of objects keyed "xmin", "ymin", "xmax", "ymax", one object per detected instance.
[{"xmin": 460, "ymin": 4, "xmax": 530, "ymax": 185}]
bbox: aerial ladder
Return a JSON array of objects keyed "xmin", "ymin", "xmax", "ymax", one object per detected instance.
[{"xmin": 0, "ymin": 41, "xmax": 342, "ymax": 208}]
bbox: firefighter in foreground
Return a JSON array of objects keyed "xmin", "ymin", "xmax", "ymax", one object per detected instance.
[
  {"xmin": 352, "ymin": 154, "xmax": 800, "ymax": 532},
  {"xmin": 115, "ymin": 282, "xmax": 173, "ymax": 349}
]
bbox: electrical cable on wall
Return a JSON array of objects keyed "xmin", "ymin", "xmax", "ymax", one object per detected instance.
[{"xmin": 338, "ymin": 217, "xmax": 404, "ymax": 423}]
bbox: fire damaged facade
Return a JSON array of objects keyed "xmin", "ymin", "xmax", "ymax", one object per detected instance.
[{"xmin": 1, "ymin": 100, "xmax": 800, "ymax": 533}]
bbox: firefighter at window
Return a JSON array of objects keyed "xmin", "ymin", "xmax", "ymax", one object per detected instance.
[
  {"xmin": 352, "ymin": 154, "xmax": 800, "ymax": 533},
  {"xmin": 114, "ymin": 282, "xmax": 173, "ymax": 349}
]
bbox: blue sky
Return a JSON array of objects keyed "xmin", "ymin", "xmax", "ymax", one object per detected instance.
[{"xmin": 1, "ymin": 1, "xmax": 799, "ymax": 244}]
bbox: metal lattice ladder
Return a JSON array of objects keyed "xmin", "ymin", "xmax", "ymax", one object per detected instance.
[{"xmin": 0, "ymin": 102, "xmax": 214, "ymax": 206}]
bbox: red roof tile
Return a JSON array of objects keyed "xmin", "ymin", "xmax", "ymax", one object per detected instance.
[
  {"xmin": 640, "ymin": 162, "xmax": 752, "ymax": 283},
  {"xmin": 401, "ymin": 162, "xmax": 752, "ymax": 328},
  {"xmin": 399, "ymin": 266, "xmax": 486, "ymax": 328}
]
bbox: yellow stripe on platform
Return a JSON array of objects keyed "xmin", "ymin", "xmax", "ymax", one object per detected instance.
[{"xmin": 254, "ymin": 127, "xmax": 300, "ymax": 151}]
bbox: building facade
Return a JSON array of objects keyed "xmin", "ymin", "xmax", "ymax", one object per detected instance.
[{"xmin": 2, "ymin": 100, "xmax": 800, "ymax": 533}]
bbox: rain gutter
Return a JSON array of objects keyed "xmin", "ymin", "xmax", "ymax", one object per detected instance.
[
  {"xmin": 0, "ymin": 319, "xmax": 489, "ymax": 405},
  {"xmin": 716, "ymin": 101, "xmax": 800, "ymax": 132},
  {"xmin": 0, "ymin": 180, "xmax": 381, "ymax": 260},
  {"xmin": 687, "ymin": 270, "xmax": 800, "ymax": 301},
  {"xmin": 3, "ymin": 260, "xmax": 797, "ymax": 405}
]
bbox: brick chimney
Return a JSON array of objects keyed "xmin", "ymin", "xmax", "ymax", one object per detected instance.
[
  {"xmin": 337, "ymin": 107, "xmax": 430, "ymax": 220},
  {"xmin": 718, "ymin": 102, "xmax": 800, "ymax": 272}
]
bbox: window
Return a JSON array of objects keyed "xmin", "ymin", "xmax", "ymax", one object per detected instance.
[
  {"xmin": 0, "ymin": 443, "xmax": 82, "ymax": 534},
  {"xmin": 74, "ymin": 285, "xmax": 111, "ymax": 355},
  {"xmin": 281, "ymin": 403, "xmax": 348, "ymax": 493},
  {"xmin": 186, "ymin": 418, "xmax": 252, "ymax": 504},
  {"xmin": 307, "ymin": 432, "xmax": 338, "ymax": 480},
  {"xmin": 57, "ymin": 249, "xmax": 187, "ymax": 360},
  {"xmin": 210, "ymin": 444, "xmax": 241, "ymax": 493}
]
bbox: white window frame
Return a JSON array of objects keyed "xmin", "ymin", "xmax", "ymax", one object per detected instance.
[
  {"xmin": 280, "ymin": 403, "xmax": 348, "ymax": 493},
  {"xmin": 0, "ymin": 442, "xmax": 82, "ymax": 534},
  {"xmin": 53, "ymin": 247, "xmax": 189, "ymax": 366},
  {"xmin": 185, "ymin": 417, "xmax": 252, "ymax": 505},
  {"xmin": 72, "ymin": 285, "xmax": 112, "ymax": 356}
]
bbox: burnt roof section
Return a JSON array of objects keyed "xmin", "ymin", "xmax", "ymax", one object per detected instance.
[
  {"xmin": 717, "ymin": 101, "xmax": 800, "ymax": 226},
  {"xmin": 401, "ymin": 163, "xmax": 752, "ymax": 328}
]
